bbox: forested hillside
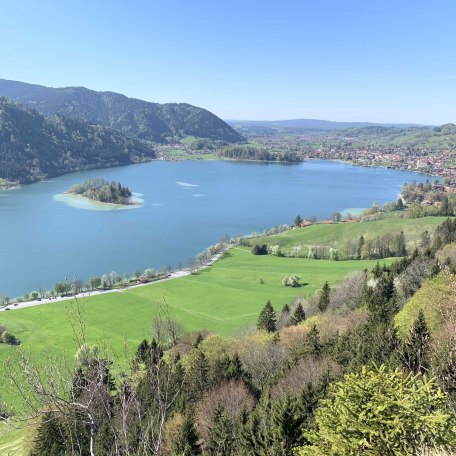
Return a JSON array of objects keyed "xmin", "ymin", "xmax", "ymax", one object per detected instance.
[
  {"xmin": 0, "ymin": 97, "xmax": 156, "ymax": 183},
  {"xmin": 0, "ymin": 79, "xmax": 244, "ymax": 144},
  {"xmin": 4, "ymin": 217, "xmax": 456, "ymax": 455}
]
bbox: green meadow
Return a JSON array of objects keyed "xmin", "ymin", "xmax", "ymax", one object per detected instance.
[{"xmin": 251, "ymin": 215, "xmax": 445, "ymax": 252}]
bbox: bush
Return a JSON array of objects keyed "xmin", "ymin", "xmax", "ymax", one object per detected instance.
[
  {"xmin": 251, "ymin": 244, "xmax": 268, "ymax": 255},
  {"xmin": 1, "ymin": 330, "xmax": 20, "ymax": 345},
  {"xmin": 282, "ymin": 275, "xmax": 301, "ymax": 288}
]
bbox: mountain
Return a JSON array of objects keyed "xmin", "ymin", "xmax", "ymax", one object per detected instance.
[
  {"xmin": 228, "ymin": 118, "xmax": 427, "ymax": 132},
  {"xmin": 0, "ymin": 79, "xmax": 243, "ymax": 143},
  {"xmin": 0, "ymin": 97, "xmax": 156, "ymax": 183}
]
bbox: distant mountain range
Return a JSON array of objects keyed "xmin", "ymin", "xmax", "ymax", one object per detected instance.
[
  {"xmin": 0, "ymin": 97, "xmax": 155, "ymax": 183},
  {"xmin": 0, "ymin": 79, "xmax": 243, "ymax": 143},
  {"xmin": 227, "ymin": 119, "xmax": 428, "ymax": 132}
]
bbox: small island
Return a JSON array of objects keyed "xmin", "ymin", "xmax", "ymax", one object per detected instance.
[{"xmin": 67, "ymin": 178, "xmax": 135, "ymax": 205}]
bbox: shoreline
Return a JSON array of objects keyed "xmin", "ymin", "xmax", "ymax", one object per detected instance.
[
  {"xmin": 64, "ymin": 191, "xmax": 142, "ymax": 207},
  {"xmin": 55, "ymin": 191, "xmax": 143, "ymax": 211},
  {"xmin": 0, "ymin": 244, "xmax": 232, "ymax": 313}
]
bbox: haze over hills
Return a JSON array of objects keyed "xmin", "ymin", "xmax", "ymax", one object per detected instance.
[
  {"xmin": 0, "ymin": 79, "xmax": 244, "ymax": 144},
  {"xmin": 228, "ymin": 118, "xmax": 428, "ymax": 132},
  {"xmin": 0, "ymin": 97, "xmax": 155, "ymax": 183}
]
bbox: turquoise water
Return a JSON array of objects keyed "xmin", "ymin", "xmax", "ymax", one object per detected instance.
[{"xmin": 0, "ymin": 160, "xmax": 430, "ymax": 297}]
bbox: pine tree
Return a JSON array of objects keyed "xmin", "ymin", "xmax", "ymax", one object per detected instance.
[
  {"xmin": 206, "ymin": 402, "xmax": 236, "ymax": 455},
  {"xmin": 282, "ymin": 303, "xmax": 290, "ymax": 313},
  {"xmin": 306, "ymin": 324, "xmax": 322, "ymax": 356},
  {"xmin": 289, "ymin": 303, "xmax": 306, "ymax": 326},
  {"xmin": 94, "ymin": 420, "xmax": 115, "ymax": 456},
  {"xmin": 318, "ymin": 281, "xmax": 331, "ymax": 312},
  {"xmin": 397, "ymin": 231, "xmax": 407, "ymax": 256},
  {"xmin": 185, "ymin": 350, "xmax": 209, "ymax": 402},
  {"xmin": 271, "ymin": 394, "xmax": 303, "ymax": 453},
  {"xmin": 401, "ymin": 309, "xmax": 431, "ymax": 375},
  {"xmin": 31, "ymin": 413, "xmax": 66, "ymax": 456},
  {"xmin": 372, "ymin": 261, "xmax": 382, "ymax": 278},
  {"xmin": 173, "ymin": 413, "xmax": 201, "ymax": 455},
  {"xmin": 136, "ymin": 339, "xmax": 150, "ymax": 364},
  {"xmin": 257, "ymin": 300, "xmax": 277, "ymax": 332}
]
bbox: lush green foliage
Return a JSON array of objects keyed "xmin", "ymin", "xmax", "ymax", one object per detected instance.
[
  {"xmin": 69, "ymin": 178, "xmax": 132, "ymax": 204},
  {"xmin": 296, "ymin": 365, "xmax": 456, "ymax": 456},
  {"xmin": 219, "ymin": 145, "xmax": 301, "ymax": 162},
  {"xmin": 0, "ymin": 97, "xmax": 156, "ymax": 183}
]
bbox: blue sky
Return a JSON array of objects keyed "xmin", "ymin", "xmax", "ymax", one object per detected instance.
[{"xmin": 0, "ymin": 0, "xmax": 455, "ymax": 123}]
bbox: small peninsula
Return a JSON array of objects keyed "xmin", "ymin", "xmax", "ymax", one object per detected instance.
[{"xmin": 67, "ymin": 178, "xmax": 135, "ymax": 205}]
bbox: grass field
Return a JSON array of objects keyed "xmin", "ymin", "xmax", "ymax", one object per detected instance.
[
  {"xmin": 0, "ymin": 423, "xmax": 29, "ymax": 456},
  {"xmin": 0, "ymin": 247, "xmax": 393, "ymax": 404},
  {"xmin": 251, "ymin": 215, "xmax": 446, "ymax": 253}
]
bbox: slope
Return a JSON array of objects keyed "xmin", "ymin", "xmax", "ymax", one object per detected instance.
[{"xmin": 0, "ymin": 79, "xmax": 244, "ymax": 143}]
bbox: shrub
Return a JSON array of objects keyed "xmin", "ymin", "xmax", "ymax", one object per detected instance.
[
  {"xmin": 282, "ymin": 275, "xmax": 301, "ymax": 288},
  {"xmin": 251, "ymin": 244, "xmax": 268, "ymax": 255}
]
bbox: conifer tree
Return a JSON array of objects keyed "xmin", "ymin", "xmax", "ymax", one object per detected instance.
[
  {"xmin": 289, "ymin": 303, "xmax": 306, "ymax": 326},
  {"xmin": 135, "ymin": 339, "xmax": 150, "ymax": 364},
  {"xmin": 206, "ymin": 402, "xmax": 236, "ymax": 455},
  {"xmin": 173, "ymin": 413, "xmax": 200, "ymax": 455},
  {"xmin": 401, "ymin": 309, "xmax": 431, "ymax": 375},
  {"xmin": 397, "ymin": 231, "xmax": 407, "ymax": 256},
  {"xmin": 257, "ymin": 300, "xmax": 277, "ymax": 332},
  {"xmin": 271, "ymin": 394, "xmax": 304, "ymax": 453},
  {"xmin": 31, "ymin": 413, "xmax": 66, "ymax": 456},
  {"xmin": 318, "ymin": 281, "xmax": 331, "ymax": 312},
  {"xmin": 372, "ymin": 261, "xmax": 382, "ymax": 278},
  {"xmin": 306, "ymin": 324, "xmax": 322, "ymax": 356},
  {"xmin": 185, "ymin": 350, "xmax": 209, "ymax": 402},
  {"xmin": 282, "ymin": 303, "xmax": 290, "ymax": 313}
]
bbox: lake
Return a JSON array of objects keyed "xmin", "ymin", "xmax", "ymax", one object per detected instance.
[{"xmin": 0, "ymin": 160, "xmax": 430, "ymax": 298}]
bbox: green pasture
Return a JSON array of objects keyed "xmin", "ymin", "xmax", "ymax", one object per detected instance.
[
  {"xmin": 0, "ymin": 248, "xmax": 393, "ymax": 402},
  {"xmin": 252, "ymin": 215, "xmax": 446, "ymax": 253}
]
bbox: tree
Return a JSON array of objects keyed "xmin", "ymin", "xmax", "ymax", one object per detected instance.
[
  {"xmin": 133, "ymin": 269, "xmax": 141, "ymax": 279},
  {"xmin": 296, "ymin": 365, "xmax": 456, "ymax": 455},
  {"xmin": 318, "ymin": 282, "xmax": 330, "ymax": 312},
  {"xmin": 88, "ymin": 276, "xmax": 101, "ymax": 290},
  {"xmin": 282, "ymin": 303, "xmax": 290, "ymax": 313},
  {"xmin": 356, "ymin": 235, "xmax": 365, "ymax": 259},
  {"xmin": 30, "ymin": 412, "xmax": 67, "ymax": 456},
  {"xmin": 420, "ymin": 230, "xmax": 432, "ymax": 250},
  {"xmin": 30, "ymin": 291, "xmax": 39, "ymax": 300},
  {"xmin": 294, "ymin": 214, "xmax": 303, "ymax": 226},
  {"xmin": 53, "ymin": 281, "xmax": 71, "ymax": 296},
  {"xmin": 271, "ymin": 394, "xmax": 306, "ymax": 453},
  {"xmin": 332, "ymin": 212, "xmax": 341, "ymax": 223},
  {"xmin": 206, "ymin": 402, "xmax": 236, "ymax": 455},
  {"xmin": 251, "ymin": 244, "xmax": 268, "ymax": 255},
  {"xmin": 401, "ymin": 309, "xmax": 431, "ymax": 375},
  {"xmin": 397, "ymin": 230, "xmax": 407, "ymax": 256},
  {"xmin": 257, "ymin": 300, "xmax": 277, "ymax": 332},
  {"xmin": 289, "ymin": 303, "xmax": 306, "ymax": 326},
  {"xmin": 172, "ymin": 413, "xmax": 200, "ymax": 455},
  {"xmin": 282, "ymin": 275, "xmax": 301, "ymax": 288}
]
